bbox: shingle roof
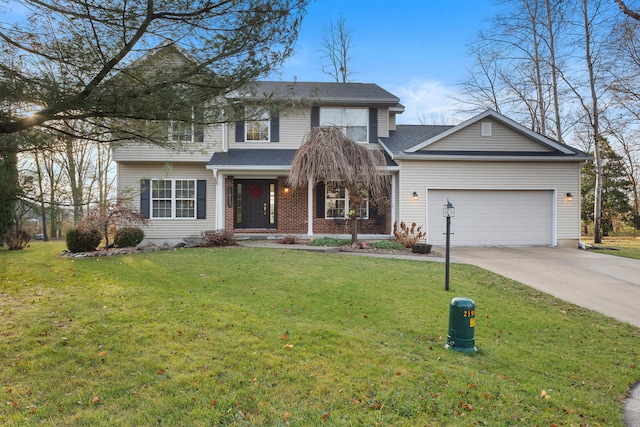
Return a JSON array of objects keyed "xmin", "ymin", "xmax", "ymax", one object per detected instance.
[
  {"xmin": 207, "ymin": 148, "xmax": 398, "ymax": 169},
  {"xmin": 380, "ymin": 122, "xmax": 592, "ymax": 161},
  {"xmin": 230, "ymin": 81, "xmax": 401, "ymax": 106},
  {"xmin": 208, "ymin": 149, "xmax": 297, "ymax": 167},
  {"xmin": 379, "ymin": 125, "xmax": 453, "ymax": 155}
]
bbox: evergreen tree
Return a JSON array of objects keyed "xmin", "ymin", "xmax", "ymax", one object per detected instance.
[{"xmin": 582, "ymin": 138, "xmax": 633, "ymax": 235}]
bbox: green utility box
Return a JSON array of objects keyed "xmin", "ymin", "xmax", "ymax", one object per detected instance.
[{"xmin": 445, "ymin": 297, "xmax": 478, "ymax": 353}]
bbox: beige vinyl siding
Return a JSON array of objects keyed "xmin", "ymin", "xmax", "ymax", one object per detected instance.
[
  {"xmin": 397, "ymin": 160, "xmax": 581, "ymax": 246},
  {"xmin": 420, "ymin": 118, "xmax": 554, "ymax": 152},
  {"xmin": 389, "ymin": 113, "xmax": 397, "ymax": 132},
  {"xmin": 113, "ymin": 125, "xmax": 223, "ymax": 162},
  {"xmin": 118, "ymin": 162, "xmax": 217, "ymax": 243},
  {"xmin": 377, "ymin": 107, "xmax": 389, "ymax": 138}
]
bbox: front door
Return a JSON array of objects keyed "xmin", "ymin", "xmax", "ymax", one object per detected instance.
[{"xmin": 234, "ymin": 180, "xmax": 277, "ymax": 229}]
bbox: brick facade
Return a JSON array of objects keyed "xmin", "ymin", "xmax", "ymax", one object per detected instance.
[{"xmin": 226, "ymin": 176, "xmax": 390, "ymax": 236}]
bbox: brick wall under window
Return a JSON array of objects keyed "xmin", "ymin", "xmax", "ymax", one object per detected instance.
[{"xmin": 225, "ymin": 176, "xmax": 390, "ymax": 235}]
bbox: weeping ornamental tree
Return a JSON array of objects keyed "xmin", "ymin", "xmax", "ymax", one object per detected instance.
[{"xmin": 287, "ymin": 126, "xmax": 389, "ymax": 244}]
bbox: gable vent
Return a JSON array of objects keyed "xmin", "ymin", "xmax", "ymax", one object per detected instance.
[{"xmin": 481, "ymin": 122, "xmax": 492, "ymax": 137}]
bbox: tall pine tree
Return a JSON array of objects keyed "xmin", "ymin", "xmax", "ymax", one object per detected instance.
[{"xmin": 582, "ymin": 137, "xmax": 633, "ymax": 235}]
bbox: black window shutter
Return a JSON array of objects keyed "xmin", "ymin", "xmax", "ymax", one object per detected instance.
[
  {"xmin": 140, "ymin": 179, "xmax": 150, "ymax": 219},
  {"xmin": 311, "ymin": 106, "xmax": 320, "ymax": 127},
  {"xmin": 194, "ymin": 107, "xmax": 204, "ymax": 142},
  {"xmin": 235, "ymin": 106, "xmax": 245, "ymax": 142},
  {"xmin": 197, "ymin": 180, "xmax": 206, "ymax": 219},
  {"xmin": 369, "ymin": 107, "xmax": 378, "ymax": 143},
  {"xmin": 235, "ymin": 121, "xmax": 244, "ymax": 142},
  {"xmin": 315, "ymin": 181, "xmax": 325, "ymax": 218},
  {"xmin": 270, "ymin": 113, "xmax": 279, "ymax": 142}
]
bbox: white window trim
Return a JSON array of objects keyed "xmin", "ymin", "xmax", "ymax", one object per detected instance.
[
  {"xmin": 168, "ymin": 107, "xmax": 196, "ymax": 143},
  {"xmin": 325, "ymin": 182, "xmax": 369, "ymax": 219},
  {"xmin": 151, "ymin": 179, "xmax": 197, "ymax": 220},
  {"xmin": 320, "ymin": 107, "xmax": 369, "ymax": 143},
  {"xmin": 245, "ymin": 109, "xmax": 271, "ymax": 142}
]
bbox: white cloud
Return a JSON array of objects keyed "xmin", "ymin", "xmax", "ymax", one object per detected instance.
[{"xmin": 390, "ymin": 79, "xmax": 463, "ymax": 125}]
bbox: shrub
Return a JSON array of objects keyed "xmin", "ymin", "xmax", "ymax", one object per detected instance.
[
  {"xmin": 6, "ymin": 229, "xmax": 30, "ymax": 250},
  {"xmin": 370, "ymin": 240, "xmax": 407, "ymax": 250},
  {"xmin": 308, "ymin": 237, "xmax": 351, "ymax": 247},
  {"xmin": 393, "ymin": 221, "xmax": 425, "ymax": 248},
  {"xmin": 278, "ymin": 235, "xmax": 300, "ymax": 245},
  {"xmin": 201, "ymin": 230, "xmax": 237, "ymax": 247},
  {"xmin": 114, "ymin": 227, "xmax": 145, "ymax": 248},
  {"xmin": 66, "ymin": 228, "xmax": 102, "ymax": 253}
]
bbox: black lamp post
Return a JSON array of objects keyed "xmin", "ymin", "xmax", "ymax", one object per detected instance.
[{"xmin": 443, "ymin": 200, "xmax": 455, "ymax": 291}]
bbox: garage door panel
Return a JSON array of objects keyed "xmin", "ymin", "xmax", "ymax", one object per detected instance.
[{"xmin": 427, "ymin": 190, "xmax": 553, "ymax": 246}]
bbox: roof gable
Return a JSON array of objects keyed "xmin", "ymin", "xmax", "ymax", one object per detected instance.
[{"xmin": 406, "ymin": 110, "xmax": 574, "ymax": 155}]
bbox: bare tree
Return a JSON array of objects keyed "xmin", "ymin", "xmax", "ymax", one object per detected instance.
[
  {"xmin": 287, "ymin": 127, "xmax": 389, "ymax": 243},
  {"xmin": 319, "ymin": 13, "xmax": 355, "ymax": 83}
]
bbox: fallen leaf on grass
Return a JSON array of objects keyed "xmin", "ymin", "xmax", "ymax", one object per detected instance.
[
  {"xmin": 91, "ymin": 397, "xmax": 100, "ymax": 404},
  {"xmin": 284, "ymin": 344, "xmax": 294, "ymax": 349}
]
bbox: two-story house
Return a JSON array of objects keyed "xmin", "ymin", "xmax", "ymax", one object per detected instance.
[{"xmin": 113, "ymin": 50, "xmax": 591, "ymax": 247}]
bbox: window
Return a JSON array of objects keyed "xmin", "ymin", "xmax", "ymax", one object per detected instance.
[
  {"xmin": 151, "ymin": 179, "xmax": 196, "ymax": 219},
  {"xmin": 320, "ymin": 107, "xmax": 368, "ymax": 142},
  {"xmin": 325, "ymin": 181, "xmax": 369, "ymax": 219},
  {"xmin": 167, "ymin": 106, "xmax": 204, "ymax": 143},
  {"xmin": 245, "ymin": 108, "xmax": 270, "ymax": 142}
]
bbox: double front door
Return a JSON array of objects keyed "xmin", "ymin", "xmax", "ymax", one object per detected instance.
[{"xmin": 234, "ymin": 180, "xmax": 277, "ymax": 229}]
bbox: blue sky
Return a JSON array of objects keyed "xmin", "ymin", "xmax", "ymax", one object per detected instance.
[{"xmin": 268, "ymin": 0, "xmax": 502, "ymax": 124}]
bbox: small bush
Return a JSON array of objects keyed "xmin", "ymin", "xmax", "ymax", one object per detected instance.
[
  {"xmin": 370, "ymin": 240, "xmax": 407, "ymax": 251},
  {"xmin": 114, "ymin": 227, "xmax": 145, "ymax": 248},
  {"xmin": 308, "ymin": 237, "xmax": 351, "ymax": 247},
  {"xmin": 66, "ymin": 228, "xmax": 102, "ymax": 253},
  {"xmin": 278, "ymin": 235, "xmax": 300, "ymax": 245},
  {"xmin": 7, "ymin": 229, "xmax": 30, "ymax": 250},
  {"xmin": 201, "ymin": 230, "xmax": 237, "ymax": 247},
  {"xmin": 392, "ymin": 221, "xmax": 425, "ymax": 248}
]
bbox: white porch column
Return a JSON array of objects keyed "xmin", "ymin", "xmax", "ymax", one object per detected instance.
[
  {"xmin": 216, "ymin": 173, "xmax": 224, "ymax": 230},
  {"xmin": 307, "ymin": 181, "xmax": 314, "ymax": 236},
  {"xmin": 390, "ymin": 174, "xmax": 397, "ymax": 235}
]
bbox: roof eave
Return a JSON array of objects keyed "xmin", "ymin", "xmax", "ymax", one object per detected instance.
[{"xmin": 392, "ymin": 153, "xmax": 594, "ymax": 162}]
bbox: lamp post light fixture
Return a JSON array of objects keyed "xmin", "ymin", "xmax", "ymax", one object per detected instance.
[{"xmin": 443, "ymin": 200, "xmax": 455, "ymax": 291}]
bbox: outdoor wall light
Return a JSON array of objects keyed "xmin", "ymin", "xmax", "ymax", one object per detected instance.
[
  {"xmin": 283, "ymin": 186, "xmax": 290, "ymax": 194},
  {"xmin": 412, "ymin": 191, "xmax": 419, "ymax": 200},
  {"xmin": 566, "ymin": 192, "xmax": 573, "ymax": 201},
  {"xmin": 227, "ymin": 187, "xmax": 233, "ymax": 207}
]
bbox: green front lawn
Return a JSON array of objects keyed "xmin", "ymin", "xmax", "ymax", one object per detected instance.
[
  {"xmin": 1, "ymin": 241, "xmax": 639, "ymax": 426},
  {"xmin": 584, "ymin": 235, "xmax": 640, "ymax": 260}
]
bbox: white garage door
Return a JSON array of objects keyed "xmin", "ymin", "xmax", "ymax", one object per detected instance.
[{"xmin": 427, "ymin": 190, "xmax": 553, "ymax": 246}]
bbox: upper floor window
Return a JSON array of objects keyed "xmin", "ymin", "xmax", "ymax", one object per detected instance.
[
  {"xmin": 320, "ymin": 107, "xmax": 368, "ymax": 143},
  {"xmin": 235, "ymin": 107, "xmax": 279, "ymax": 143},
  {"xmin": 151, "ymin": 179, "xmax": 196, "ymax": 219},
  {"xmin": 325, "ymin": 181, "xmax": 369, "ymax": 219},
  {"xmin": 245, "ymin": 108, "xmax": 270, "ymax": 142},
  {"xmin": 167, "ymin": 106, "xmax": 204, "ymax": 143}
]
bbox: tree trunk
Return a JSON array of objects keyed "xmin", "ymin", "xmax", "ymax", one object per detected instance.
[
  {"xmin": 583, "ymin": 0, "xmax": 603, "ymax": 243},
  {"xmin": 34, "ymin": 150, "xmax": 48, "ymax": 241},
  {"xmin": 545, "ymin": 0, "xmax": 563, "ymax": 142}
]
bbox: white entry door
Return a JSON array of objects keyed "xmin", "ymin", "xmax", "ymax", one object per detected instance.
[{"xmin": 427, "ymin": 190, "xmax": 554, "ymax": 246}]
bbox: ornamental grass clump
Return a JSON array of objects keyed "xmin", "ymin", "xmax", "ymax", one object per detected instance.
[
  {"xmin": 393, "ymin": 221, "xmax": 425, "ymax": 248},
  {"xmin": 201, "ymin": 229, "xmax": 237, "ymax": 247},
  {"xmin": 6, "ymin": 229, "xmax": 30, "ymax": 250}
]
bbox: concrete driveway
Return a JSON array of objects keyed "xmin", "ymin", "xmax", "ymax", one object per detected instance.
[{"xmin": 450, "ymin": 246, "xmax": 640, "ymax": 328}]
